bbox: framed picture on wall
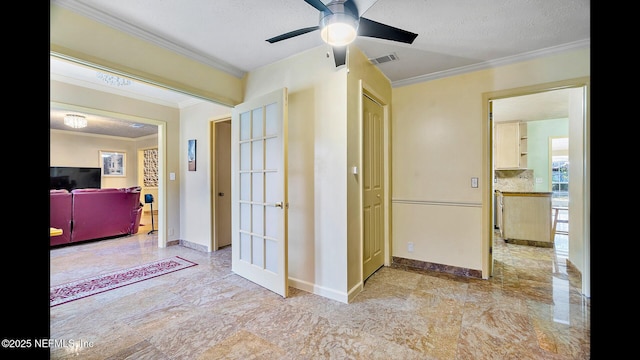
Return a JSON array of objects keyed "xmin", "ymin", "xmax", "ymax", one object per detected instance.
[
  {"xmin": 188, "ymin": 139, "xmax": 196, "ymax": 171},
  {"xmin": 100, "ymin": 150, "xmax": 126, "ymax": 177}
]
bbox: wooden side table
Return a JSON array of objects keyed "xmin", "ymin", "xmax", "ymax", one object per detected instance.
[{"xmin": 50, "ymin": 227, "xmax": 63, "ymax": 237}]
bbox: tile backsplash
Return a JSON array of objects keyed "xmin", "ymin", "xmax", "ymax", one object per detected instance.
[{"xmin": 495, "ymin": 169, "xmax": 534, "ymax": 192}]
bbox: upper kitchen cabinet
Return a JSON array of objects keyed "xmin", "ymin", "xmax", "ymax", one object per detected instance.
[{"xmin": 494, "ymin": 121, "xmax": 527, "ymax": 169}]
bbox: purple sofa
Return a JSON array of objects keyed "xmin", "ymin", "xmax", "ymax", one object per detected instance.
[
  {"xmin": 50, "ymin": 189, "xmax": 73, "ymax": 246},
  {"xmin": 50, "ymin": 187, "xmax": 143, "ymax": 247}
]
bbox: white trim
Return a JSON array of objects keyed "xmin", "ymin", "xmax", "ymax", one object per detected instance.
[
  {"xmin": 392, "ymin": 40, "xmax": 590, "ymax": 88},
  {"xmin": 54, "ymin": 0, "xmax": 245, "ymax": 79}
]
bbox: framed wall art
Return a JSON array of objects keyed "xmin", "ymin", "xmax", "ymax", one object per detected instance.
[
  {"xmin": 188, "ymin": 139, "xmax": 196, "ymax": 171},
  {"xmin": 100, "ymin": 150, "xmax": 126, "ymax": 177}
]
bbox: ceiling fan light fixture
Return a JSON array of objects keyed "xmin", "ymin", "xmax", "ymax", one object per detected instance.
[
  {"xmin": 320, "ymin": 12, "xmax": 358, "ymax": 46},
  {"xmin": 64, "ymin": 114, "xmax": 88, "ymax": 129}
]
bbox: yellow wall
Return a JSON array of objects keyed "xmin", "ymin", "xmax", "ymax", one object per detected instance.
[
  {"xmin": 391, "ymin": 47, "xmax": 589, "ymax": 278},
  {"xmin": 245, "ymin": 45, "xmax": 352, "ymax": 301},
  {"xmin": 50, "ymin": 4, "xmax": 244, "ymax": 107},
  {"xmin": 50, "ymin": 2, "xmax": 590, "ymax": 296},
  {"xmin": 242, "ymin": 45, "xmax": 393, "ymax": 302},
  {"xmin": 345, "ymin": 48, "xmax": 392, "ymax": 297}
]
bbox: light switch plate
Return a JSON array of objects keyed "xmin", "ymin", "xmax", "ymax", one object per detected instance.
[{"xmin": 471, "ymin": 177, "xmax": 478, "ymax": 188}]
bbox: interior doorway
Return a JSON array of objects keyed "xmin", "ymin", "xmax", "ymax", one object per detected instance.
[
  {"xmin": 362, "ymin": 92, "xmax": 385, "ymax": 281},
  {"xmin": 491, "ymin": 90, "xmax": 572, "ymax": 251},
  {"xmin": 488, "ymin": 82, "xmax": 589, "ymax": 296},
  {"xmin": 213, "ymin": 119, "xmax": 232, "ymax": 250},
  {"xmin": 138, "ymin": 147, "xmax": 160, "ymax": 236},
  {"xmin": 550, "ymin": 137, "xmax": 569, "ymax": 257}
]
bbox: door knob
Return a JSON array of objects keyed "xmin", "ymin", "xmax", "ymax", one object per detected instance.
[
  {"xmin": 218, "ymin": 192, "xmax": 224, "ymax": 196},
  {"xmin": 275, "ymin": 202, "xmax": 283, "ymax": 208}
]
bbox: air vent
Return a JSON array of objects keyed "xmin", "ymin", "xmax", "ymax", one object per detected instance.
[{"xmin": 369, "ymin": 53, "xmax": 399, "ymax": 65}]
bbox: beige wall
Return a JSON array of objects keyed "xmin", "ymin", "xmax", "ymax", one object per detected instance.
[
  {"xmin": 50, "ymin": 3, "xmax": 590, "ymax": 297},
  {"xmin": 179, "ymin": 102, "xmax": 232, "ymax": 252},
  {"xmin": 391, "ymin": 47, "xmax": 589, "ymax": 279},
  {"xmin": 50, "ymin": 129, "xmax": 147, "ymax": 189},
  {"xmin": 245, "ymin": 46, "xmax": 352, "ymax": 301}
]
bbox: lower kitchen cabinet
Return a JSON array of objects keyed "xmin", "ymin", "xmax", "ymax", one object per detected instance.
[{"xmin": 501, "ymin": 191, "xmax": 552, "ymax": 246}]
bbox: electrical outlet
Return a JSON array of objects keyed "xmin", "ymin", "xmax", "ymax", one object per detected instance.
[
  {"xmin": 407, "ymin": 242, "xmax": 414, "ymax": 252},
  {"xmin": 471, "ymin": 177, "xmax": 478, "ymax": 188}
]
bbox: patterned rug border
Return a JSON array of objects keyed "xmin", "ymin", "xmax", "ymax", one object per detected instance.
[{"xmin": 50, "ymin": 256, "xmax": 198, "ymax": 307}]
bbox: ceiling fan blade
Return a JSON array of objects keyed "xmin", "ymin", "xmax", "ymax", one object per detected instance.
[
  {"xmin": 304, "ymin": 0, "xmax": 333, "ymax": 14},
  {"xmin": 266, "ymin": 26, "xmax": 320, "ymax": 43},
  {"xmin": 333, "ymin": 46, "xmax": 347, "ymax": 67},
  {"xmin": 358, "ymin": 17, "xmax": 418, "ymax": 44}
]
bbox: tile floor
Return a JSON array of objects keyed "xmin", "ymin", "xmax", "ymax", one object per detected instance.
[{"xmin": 49, "ymin": 220, "xmax": 590, "ymax": 359}]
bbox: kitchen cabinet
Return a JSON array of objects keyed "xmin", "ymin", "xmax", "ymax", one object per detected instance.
[
  {"xmin": 494, "ymin": 121, "xmax": 527, "ymax": 169},
  {"xmin": 501, "ymin": 192, "xmax": 552, "ymax": 246}
]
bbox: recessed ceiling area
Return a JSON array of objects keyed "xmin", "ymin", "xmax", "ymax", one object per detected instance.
[
  {"xmin": 492, "ymin": 88, "xmax": 574, "ymax": 123},
  {"xmin": 50, "ymin": 56, "xmax": 205, "ymax": 138}
]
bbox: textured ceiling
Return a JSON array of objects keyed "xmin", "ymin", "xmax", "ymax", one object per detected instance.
[
  {"xmin": 53, "ymin": 0, "xmax": 590, "ymax": 85},
  {"xmin": 50, "ymin": 0, "xmax": 589, "ymax": 137}
]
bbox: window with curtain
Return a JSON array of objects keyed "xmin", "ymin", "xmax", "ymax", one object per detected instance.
[{"xmin": 143, "ymin": 148, "xmax": 158, "ymax": 187}]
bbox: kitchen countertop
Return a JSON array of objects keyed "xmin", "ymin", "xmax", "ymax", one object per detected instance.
[{"xmin": 498, "ymin": 191, "xmax": 552, "ymax": 196}]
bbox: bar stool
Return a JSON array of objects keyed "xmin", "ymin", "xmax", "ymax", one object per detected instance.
[{"xmin": 144, "ymin": 194, "xmax": 157, "ymax": 235}]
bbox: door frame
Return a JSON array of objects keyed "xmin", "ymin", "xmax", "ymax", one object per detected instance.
[
  {"xmin": 483, "ymin": 77, "xmax": 590, "ymax": 297},
  {"xmin": 50, "ymin": 101, "xmax": 167, "ymax": 248},
  {"xmin": 359, "ymin": 81, "xmax": 392, "ymax": 282},
  {"xmin": 230, "ymin": 87, "xmax": 289, "ymax": 297},
  {"xmin": 210, "ymin": 116, "xmax": 232, "ymax": 251}
]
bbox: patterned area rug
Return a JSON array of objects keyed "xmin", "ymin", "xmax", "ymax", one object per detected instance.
[{"xmin": 50, "ymin": 256, "xmax": 197, "ymax": 307}]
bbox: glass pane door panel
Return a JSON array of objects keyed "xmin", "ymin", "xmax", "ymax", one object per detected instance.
[
  {"xmin": 252, "ymin": 205, "xmax": 264, "ymax": 235},
  {"xmin": 252, "ymin": 140, "xmax": 264, "ymax": 169},
  {"xmin": 265, "ymin": 172, "xmax": 279, "ymax": 203},
  {"xmin": 240, "ymin": 232, "xmax": 251, "ymax": 261},
  {"xmin": 240, "ymin": 112, "xmax": 251, "ymax": 141},
  {"xmin": 239, "ymin": 203, "xmax": 251, "ymax": 231},
  {"xmin": 252, "ymin": 108, "xmax": 263, "ymax": 138},
  {"xmin": 252, "ymin": 173, "xmax": 264, "ymax": 203},
  {"xmin": 240, "ymin": 142, "xmax": 251, "ymax": 170},
  {"xmin": 265, "ymin": 206, "xmax": 278, "ymax": 238},
  {"xmin": 265, "ymin": 137, "xmax": 279, "ymax": 169},
  {"xmin": 240, "ymin": 173, "xmax": 251, "ymax": 201},
  {"xmin": 252, "ymin": 236, "xmax": 264, "ymax": 267},
  {"xmin": 265, "ymin": 239, "xmax": 277, "ymax": 272}
]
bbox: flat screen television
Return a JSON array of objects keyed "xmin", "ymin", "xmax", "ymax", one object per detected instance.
[{"xmin": 50, "ymin": 167, "xmax": 101, "ymax": 191}]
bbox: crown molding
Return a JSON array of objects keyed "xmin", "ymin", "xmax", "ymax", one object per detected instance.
[
  {"xmin": 53, "ymin": 0, "xmax": 246, "ymax": 79},
  {"xmin": 392, "ymin": 39, "xmax": 590, "ymax": 88},
  {"xmin": 49, "ymin": 128, "xmax": 152, "ymax": 141}
]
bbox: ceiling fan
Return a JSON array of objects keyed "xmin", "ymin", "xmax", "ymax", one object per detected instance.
[{"xmin": 266, "ymin": 0, "xmax": 418, "ymax": 67}]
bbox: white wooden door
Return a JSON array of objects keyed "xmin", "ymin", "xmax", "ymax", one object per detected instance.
[
  {"xmin": 231, "ymin": 88, "xmax": 288, "ymax": 297},
  {"xmin": 362, "ymin": 93, "xmax": 385, "ymax": 280}
]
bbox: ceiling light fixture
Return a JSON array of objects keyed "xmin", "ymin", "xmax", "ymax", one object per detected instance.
[
  {"xmin": 319, "ymin": 1, "xmax": 358, "ymax": 46},
  {"xmin": 96, "ymin": 72, "xmax": 132, "ymax": 86},
  {"xmin": 64, "ymin": 114, "xmax": 88, "ymax": 129}
]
